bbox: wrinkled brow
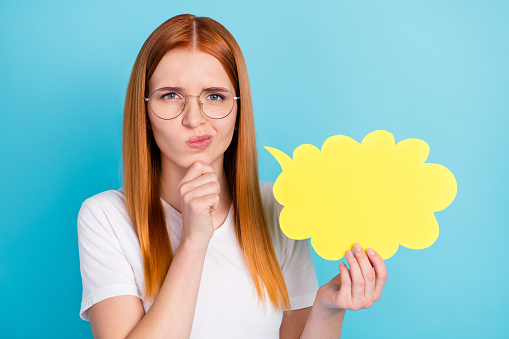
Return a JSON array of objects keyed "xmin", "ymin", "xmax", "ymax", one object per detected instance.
[{"xmin": 153, "ymin": 86, "xmax": 231, "ymax": 93}]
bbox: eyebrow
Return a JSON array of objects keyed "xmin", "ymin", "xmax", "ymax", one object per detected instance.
[{"xmin": 155, "ymin": 86, "xmax": 230, "ymax": 92}]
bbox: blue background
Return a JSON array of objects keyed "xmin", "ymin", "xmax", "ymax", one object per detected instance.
[{"xmin": 1, "ymin": 0, "xmax": 507, "ymax": 338}]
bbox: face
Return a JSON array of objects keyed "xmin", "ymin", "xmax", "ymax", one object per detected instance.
[{"xmin": 147, "ymin": 47, "xmax": 238, "ymax": 173}]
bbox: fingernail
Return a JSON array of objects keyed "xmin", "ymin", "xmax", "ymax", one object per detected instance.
[
  {"xmin": 367, "ymin": 248, "xmax": 375, "ymax": 255},
  {"xmin": 353, "ymin": 243, "xmax": 362, "ymax": 251},
  {"xmin": 339, "ymin": 261, "xmax": 346, "ymax": 267},
  {"xmin": 347, "ymin": 249, "xmax": 354, "ymax": 257}
]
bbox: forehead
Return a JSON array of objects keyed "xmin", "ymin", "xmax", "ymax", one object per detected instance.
[{"xmin": 148, "ymin": 47, "xmax": 234, "ymax": 93}]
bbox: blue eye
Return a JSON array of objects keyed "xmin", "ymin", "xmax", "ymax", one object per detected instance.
[
  {"xmin": 207, "ymin": 93, "xmax": 225, "ymax": 101},
  {"xmin": 162, "ymin": 92, "xmax": 181, "ymax": 100}
]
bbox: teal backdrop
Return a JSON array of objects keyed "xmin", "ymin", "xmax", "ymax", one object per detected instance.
[{"xmin": 1, "ymin": 0, "xmax": 507, "ymax": 338}]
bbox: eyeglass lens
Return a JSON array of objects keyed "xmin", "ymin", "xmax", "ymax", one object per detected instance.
[{"xmin": 148, "ymin": 87, "xmax": 235, "ymax": 120}]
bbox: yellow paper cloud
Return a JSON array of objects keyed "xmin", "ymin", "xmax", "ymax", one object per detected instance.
[{"xmin": 265, "ymin": 130, "xmax": 457, "ymax": 260}]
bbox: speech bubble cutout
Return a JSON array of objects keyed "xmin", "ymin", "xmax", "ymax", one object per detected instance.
[{"xmin": 265, "ymin": 130, "xmax": 457, "ymax": 260}]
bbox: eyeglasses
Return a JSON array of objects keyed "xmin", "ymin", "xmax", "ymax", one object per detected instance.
[{"xmin": 145, "ymin": 87, "xmax": 240, "ymax": 120}]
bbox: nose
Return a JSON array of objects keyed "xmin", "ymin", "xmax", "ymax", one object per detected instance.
[{"xmin": 182, "ymin": 95, "xmax": 205, "ymax": 128}]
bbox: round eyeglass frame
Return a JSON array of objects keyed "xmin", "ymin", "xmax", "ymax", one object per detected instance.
[{"xmin": 144, "ymin": 87, "xmax": 240, "ymax": 120}]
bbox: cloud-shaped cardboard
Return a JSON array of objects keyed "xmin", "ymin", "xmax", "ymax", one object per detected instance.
[{"xmin": 265, "ymin": 130, "xmax": 457, "ymax": 260}]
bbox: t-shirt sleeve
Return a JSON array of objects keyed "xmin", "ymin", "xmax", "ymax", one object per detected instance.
[
  {"xmin": 267, "ymin": 183, "xmax": 319, "ymax": 311},
  {"xmin": 280, "ymin": 227, "xmax": 319, "ymax": 310},
  {"xmin": 77, "ymin": 197, "xmax": 141, "ymax": 321}
]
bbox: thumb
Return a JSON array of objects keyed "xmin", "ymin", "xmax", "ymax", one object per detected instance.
[{"xmin": 329, "ymin": 261, "xmax": 349, "ymax": 287}]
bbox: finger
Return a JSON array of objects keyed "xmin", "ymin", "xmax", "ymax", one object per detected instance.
[
  {"xmin": 327, "ymin": 261, "xmax": 352, "ymax": 309},
  {"xmin": 366, "ymin": 247, "xmax": 388, "ymax": 301},
  {"xmin": 352, "ymin": 242, "xmax": 376, "ymax": 301},
  {"xmin": 182, "ymin": 182, "xmax": 220, "ymax": 211},
  {"xmin": 179, "ymin": 172, "xmax": 219, "ymax": 196},
  {"xmin": 190, "ymin": 193, "xmax": 220, "ymax": 217},
  {"xmin": 328, "ymin": 261, "xmax": 347, "ymax": 288},
  {"xmin": 344, "ymin": 247, "xmax": 364, "ymax": 308},
  {"xmin": 338, "ymin": 261, "xmax": 352, "ymax": 301},
  {"xmin": 178, "ymin": 162, "xmax": 215, "ymax": 191}
]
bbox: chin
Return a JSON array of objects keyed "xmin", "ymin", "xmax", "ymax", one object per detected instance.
[{"xmin": 179, "ymin": 154, "xmax": 223, "ymax": 169}]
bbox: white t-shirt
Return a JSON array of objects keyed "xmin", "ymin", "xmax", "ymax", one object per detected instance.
[{"xmin": 78, "ymin": 181, "xmax": 319, "ymax": 338}]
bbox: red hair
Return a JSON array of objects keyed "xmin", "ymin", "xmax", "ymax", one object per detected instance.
[{"xmin": 122, "ymin": 14, "xmax": 290, "ymax": 312}]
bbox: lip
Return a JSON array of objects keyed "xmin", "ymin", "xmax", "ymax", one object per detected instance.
[{"xmin": 186, "ymin": 134, "xmax": 212, "ymax": 150}]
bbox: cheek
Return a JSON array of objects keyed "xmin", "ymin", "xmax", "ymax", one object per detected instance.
[
  {"xmin": 225, "ymin": 110, "xmax": 238, "ymax": 132},
  {"xmin": 220, "ymin": 119, "xmax": 238, "ymax": 150},
  {"xmin": 218, "ymin": 116, "xmax": 237, "ymax": 141},
  {"xmin": 150, "ymin": 122, "xmax": 180, "ymax": 154}
]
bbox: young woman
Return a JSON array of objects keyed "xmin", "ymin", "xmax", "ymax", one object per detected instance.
[{"xmin": 77, "ymin": 14, "xmax": 387, "ymax": 339}]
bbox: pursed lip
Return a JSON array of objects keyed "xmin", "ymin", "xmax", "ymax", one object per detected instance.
[{"xmin": 186, "ymin": 134, "xmax": 212, "ymax": 144}]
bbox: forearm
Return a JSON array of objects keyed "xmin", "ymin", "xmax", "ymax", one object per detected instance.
[
  {"xmin": 126, "ymin": 239, "xmax": 208, "ymax": 339},
  {"xmin": 300, "ymin": 301, "xmax": 345, "ymax": 339}
]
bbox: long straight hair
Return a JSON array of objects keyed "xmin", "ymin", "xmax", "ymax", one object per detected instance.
[{"xmin": 122, "ymin": 14, "xmax": 290, "ymax": 312}]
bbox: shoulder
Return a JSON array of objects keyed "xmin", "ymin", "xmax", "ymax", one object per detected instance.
[
  {"xmin": 258, "ymin": 181, "xmax": 283, "ymax": 223},
  {"xmin": 80, "ymin": 189, "xmax": 127, "ymax": 211},
  {"xmin": 258, "ymin": 181, "xmax": 288, "ymax": 259},
  {"xmin": 77, "ymin": 188, "xmax": 132, "ymax": 235},
  {"xmin": 78, "ymin": 189, "xmax": 127, "ymax": 219},
  {"xmin": 259, "ymin": 181, "xmax": 274, "ymax": 193},
  {"xmin": 258, "ymin": 181, "xmax": 280, "ymax": 210}
]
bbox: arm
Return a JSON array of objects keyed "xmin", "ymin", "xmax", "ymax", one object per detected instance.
[
  {"xmin": 300, "ymin": 243, "xmax": 388, "ymax": 339},
  {"xmin": 125, "ymin": 239, "xmax": 209, "ymax": 338},
  {"xmin": 89, "ymin": 239, "xmax": 209, "ymax": 339},
  {"xmin": 280, "ymin": 307, "xmax": 312, "ymax": 339},
  {"xmin": 299, "ymin": 292, "xmax": 346, "ymax": 339},
  {"xmin": 278, "ymin": 293, "xmax": 345, "ymax": 339}
]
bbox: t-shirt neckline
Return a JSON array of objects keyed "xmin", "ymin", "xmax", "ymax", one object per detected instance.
[{"xmin": 159, "ymin": 198, "xmax": 234, "ymax": 236}]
